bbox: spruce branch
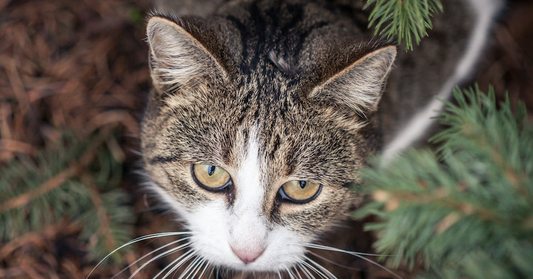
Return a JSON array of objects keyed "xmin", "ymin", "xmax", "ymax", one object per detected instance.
[
  {"xmin": 0, "ymin": 130, "xmax": 134, "ymax": 265},
  {"xmin": 365, "ymin": 0, "xmax": 443, "ymax": 51},
  {"xmin": 355, "ymin": 86, "xmax": 533, "ymax": 278}
]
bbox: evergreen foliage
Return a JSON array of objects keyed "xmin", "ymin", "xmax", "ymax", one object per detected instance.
[
  {"xmin": 1, "ymin": 0, "xmax": 524, "ymax": 277},
  {"xmin": 0, "ymin": 131, "xmax": 135, "ymax": 264},
  {"xmin": 364, "ymin": 0, "xmax": 443, "ymax": 50},
  {"xmin": 355, "ymin": 86, "xmax": 533, "ymax": 279}
]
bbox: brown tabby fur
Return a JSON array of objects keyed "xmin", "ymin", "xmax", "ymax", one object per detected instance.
[{"xmin": 140, "ymin": 0, "xmax": 497, "ymax": 278}]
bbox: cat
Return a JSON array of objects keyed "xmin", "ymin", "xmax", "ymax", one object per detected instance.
[{"xmin": 138, "ymin": 0, "xmax": 502, "ymax": 278}]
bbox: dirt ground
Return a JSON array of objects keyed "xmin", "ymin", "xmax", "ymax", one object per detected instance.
[{"xmin": 0, "ymin": 0, "xmax": 532, "ymax": 278}]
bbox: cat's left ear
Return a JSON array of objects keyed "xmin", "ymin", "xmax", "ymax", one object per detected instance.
[{"xmin": 308, "ymin": 45, "xmax": 396, "ymax": 114}]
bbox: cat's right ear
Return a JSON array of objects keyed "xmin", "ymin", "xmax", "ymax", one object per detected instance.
[
  {"xmin": 308, "ymin": 45, "xmax": 396, "ymax": 115},
  {"xmin": 146, "ymin": 16, "xmax": 228, "ymax": 93}
]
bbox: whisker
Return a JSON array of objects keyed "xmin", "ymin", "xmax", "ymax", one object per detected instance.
[
  {"xmin": 179, "ymin": 256, "xmax": 202, "ymax": 279},
  {"xmin": 191, "ymin": 259, "xmax": 209, "ymax": 279},
  {"xmin": 345, "ymin": 253, "xmax": 403, "ymax": 279},
  {"xmin": 307, "ymin": 251, "xmax": 362, "ymax": 272},
  {"xmin": 128, "ymin": 148, "xmax": 143, "ymax": 156},
  {"xmin": 208, "ymin": 265, "xmax": 216, "ymax": 279},
  {"xmin": 306, "ymin": 244, "xmax": 402, "ymax": 279},
  {"xmin": 159, "ymin": 251, "xmax": 196, "ymax": 279},
  {"xmin": 305, "ymin": 244, "xmax": 390, "ymax": 257},
  {"xmin": 292, "ymin": 266, "xmax": 303, "ymax": 279},
  {"xmin": 304, "ymin": 256, "xmax": 337, "ymax": 279},
  {"xmin": 183, "ymin": 259, "xmax": 201, "ymax": 279},
  {"xmin": 198, "ymin": 261, "xmax": 210, "ymax": 279},
  {"xmin": 189, "ymin": 259, "xmax": 207, "ymax": 279},
  {"xmin": 305, "ymin": 244, "xmax": 402, "ymax": 279},
  {"xmin": 301, "ymin": 261, "xmax": 328, "ymax": 279},
  {"xmin": 86, "ymin": 232, "xmax": 192, "ymax": 279},
  {"xmin": 153, "ymin": 249, "xmax": 193, "ymax": 279},
  {"xmin": 298, "ymin": 263, "xmax": 314, "ymax": 279},
  {"xmin": 286, "ymin": 267, "xmax": 296, "ymax": 279},
  {"xmin": 112, "ymin": 237, "xmax": 190, "ymax": 279},
  {"xmin": 177, "ymin": 256, "xmax": 198, "ymax": 279},
  {"xmin": 131, "ymin": 243, "xmax": 192, "ymax": 279}
]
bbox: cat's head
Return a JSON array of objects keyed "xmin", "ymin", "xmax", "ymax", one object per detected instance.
[{"xmin": 140, "ymin": 14, "xmax": 395, "ymax": 273}]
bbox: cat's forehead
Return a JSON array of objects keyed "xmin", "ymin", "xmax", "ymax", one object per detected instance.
[{"xmin": 180, "ymin": 81, "xmax": 364, "ymax": 186}]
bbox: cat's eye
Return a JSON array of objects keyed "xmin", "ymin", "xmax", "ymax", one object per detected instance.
[
  {"xmin": 192, "ymin": 164, "xmax": 232, "ymax": 191},
  {"xmin": 279, "ymin": 180, "xmax": 322, "ymax": 203}
]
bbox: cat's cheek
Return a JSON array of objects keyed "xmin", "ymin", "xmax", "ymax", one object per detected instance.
[{"xmin": 183, "ymin": 200, "xmax": 234, "ymax": 259}]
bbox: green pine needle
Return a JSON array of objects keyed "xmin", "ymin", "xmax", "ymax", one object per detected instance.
[
  {"xmin": 0, "ymin": 131, "xmax": 134, "ymax": 265},
  {"xmin": 364, "ymin": 0, "xmax": 443, "ymax": 51},
  {"xmin": 355, "ymin": 86, "xmax": 533, "ymax": 279}
]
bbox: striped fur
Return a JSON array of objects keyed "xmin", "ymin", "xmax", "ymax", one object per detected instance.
[{"xmin": 140, "ymin": 0, "xmax": 501, "ymax": 277}]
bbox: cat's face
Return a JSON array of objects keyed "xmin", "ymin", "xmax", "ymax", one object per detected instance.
[{"xmin": 140, "ymin": 16, "xmax": 395, "ymax": 273}]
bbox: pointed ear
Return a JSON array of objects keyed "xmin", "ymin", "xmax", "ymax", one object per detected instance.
[
  {"xmin": 146, "ymin": 16, "xmax": 228, "ymax": 93},
  {"xmin": 308, "ymin": 45, "xmax": 396, "ymax": 114}
]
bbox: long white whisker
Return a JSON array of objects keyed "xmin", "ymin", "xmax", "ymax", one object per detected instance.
[
  {"xmin": 86, "ymin": 232, "xmax": 191, "ymax": 279},
  {"xmin": 286, "ymin": 267, "xmax": 296, "ymax": 279},
  {"xmin": 180, "ymin": 257, "xmax": 202, "ymax": 279},
  {"xmin": 154, "ymin": 250, "xmax": 193, "ymax": 279},
  {"xmin": 112, "ymin": 237, "xmax": 190, "ymax": 279},
  {"xmin": 184, "ymin": 259, "xmax": 202, "ymax": 279},
  {"xmin": 301, "ymin": 261, "xmax": 328, "ymax": 279},
  {"xmin": 208, "ymin": 265, "xmax": 216, "ymax": 279},
  {"xmin": 304, "ymin": 256, "xmax": 337, "ymax": 279},
  {"xmin": 190, "ymin": 259, "xmax": 207, "ymax": 279},
  {"xmin": 298, "ymin": 263, "xmax": 314, "ymax": 279},
  {"xmin": 305, "ymin": 243, "xmax": 402, "ymax": 279},
  {"xmin": 129, "ymin": 242, "xmax": 191, "ymax": 278},
  {"xmin": 306, "ymin": 251, "xmax": 362, "ymax": 272},
  {"xmin": 178, "ymin": 256, "xmax": 199, "ymax": 279},
  {"xmin": 293, "ymin": 265, "xmax": 304, "ymax": 279},
  {"xmin": 198, "ymin": 261, "xmax": 210, "ymax": 279},
  {"xmin": 160, "ymin": 251, "xmax": 196, "ymax": 279},
  {"xmin": 177, "ymin": 256, "xmax": 197, "ymax": 279},
  {"xmin": 293, "ymin": 266, "xmax": 303, "ymax": 279},
  {"xmin": 345, "ymin": 253, "xmax": 403, "ymax": 279},
  {"xmin": 305, "ymin": 244, "xmax": 390, "ymax": 257},
  {"xmin": 277, "ymin": 270, "xmax": 283, "ymax": 279}
]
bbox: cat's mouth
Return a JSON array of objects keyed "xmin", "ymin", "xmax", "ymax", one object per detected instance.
[{"xmin": 192, "ymin": 243, "xmax": 305, "ymax": 273}]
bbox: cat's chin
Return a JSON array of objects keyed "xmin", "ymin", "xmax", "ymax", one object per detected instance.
[{"xmin": 191, "ymin": 238, "xmax": 308, "ymax": 274}]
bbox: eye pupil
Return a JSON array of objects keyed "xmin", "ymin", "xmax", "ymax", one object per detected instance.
[
  {"xmin": 207, "ymin": 165, "xmax": 216, "ymax": 176},
  {"xmin": 299, "ymin": 181, "xmax": 306, "ymax": 189}
]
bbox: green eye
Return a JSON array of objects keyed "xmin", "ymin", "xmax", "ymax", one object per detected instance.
[
  {"xmin": 280, "ymin": 180, "xmax": 322, "ymax": 203},
  {"xmin": 192, "ymin": 164, "xmax": 231, "ymax": 190}
]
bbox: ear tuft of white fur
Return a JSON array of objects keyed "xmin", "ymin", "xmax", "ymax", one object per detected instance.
[
  {"xmin": 309, "ymin": 46, "xmax": 397, "ymax": 114},
  {"xmin": 146, "ymin": 16, "xmax": 225, "ymax": 91}
]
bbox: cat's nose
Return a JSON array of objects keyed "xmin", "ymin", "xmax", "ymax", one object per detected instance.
[{"xmin": 231, "ymin": 246, "xmax": 265, "ymax": 264}]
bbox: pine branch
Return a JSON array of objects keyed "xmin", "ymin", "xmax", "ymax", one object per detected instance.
[
  {"xmin": 355, "ymin": 86, "xmax": 533, "ymax": 278},
  {"xmin": 0, "ymin": 130, "xmax": 134, "ymax": 265},
  {"xmin": 365, "ymin": 0, "xmax": 443, "ymax": 51}
]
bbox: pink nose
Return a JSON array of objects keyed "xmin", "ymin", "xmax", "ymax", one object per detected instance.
[{"xmin": 231, "ymin": 246, "xmax": 265, "ymax": 264}]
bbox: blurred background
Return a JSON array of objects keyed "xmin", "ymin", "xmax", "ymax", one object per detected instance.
[{"xmin": 0, "ymin": 0, "xmax": 532, "ymax": 278}]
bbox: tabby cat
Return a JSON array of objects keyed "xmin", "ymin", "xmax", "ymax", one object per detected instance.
[{"xmin": 138, "ymin": 0, "xmax": 502, "ymax": 277}]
